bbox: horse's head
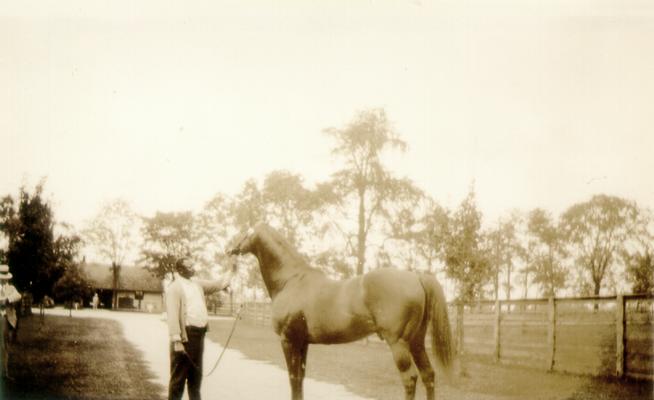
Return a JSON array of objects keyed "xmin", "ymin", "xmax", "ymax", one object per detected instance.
[{"xmin": 227, "ymin": 226, "xmax": 258, "ymax": 256}]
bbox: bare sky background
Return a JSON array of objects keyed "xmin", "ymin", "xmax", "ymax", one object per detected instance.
[{"xmin": 2, "ymin": 0, "xmax": 653, "ymax": 229}]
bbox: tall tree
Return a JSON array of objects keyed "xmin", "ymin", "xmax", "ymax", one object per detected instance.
[
  {"xmin": 52, "ymin": 230, "xmax": 91, "ymax": 315},
  {"xmin": 232, "ymin": 179, "xmax": 264, "ymax": 230},
  {"xmin": 230, "ymin": 180, "xmax": 267, "ymax": 296},
  {"xmin": 324, "ymin": 108, "xmax": 407, "ymax": 275},
  {"xmin": 377, "ymin": 184, "xmax": 445, "ymax": 273},
  {"xmin": 0, "ymin": 183, "xmax": 61, "ymax": 301},
  {"xmin": 486, "ymin": 212, "xmax": 523, "ymax": 301},
  {"xmin": 625, "ymin": 249, "xmax": 654, "ymax": 294},
  {"xmin": 443, "ymin": 187, "xmax": 490, "ymax": 302},
  {"xmin": 413, "ymin": 201, "xmax": 450, "ymax": 274},
  {"xmin": 623, "ymin": 210, "xmax": 653, "ymax": 294},
  {"xmin": 84, "ymin": 199, "xmax": 139, "ymax": 308},
  {"xmin": 141, "ymin": 211, "xmax": 197, "ymax": 278},
  {"xmin": 261, "ymin": 170, "xmax": 318, "ymax": 249},
  {"xmin": 561, "ymin": 195, "xmax": 646, "ymax": 297},
  {"xmin": 525, "ymin": 209, "xmax": 567, "ymax": 297}
]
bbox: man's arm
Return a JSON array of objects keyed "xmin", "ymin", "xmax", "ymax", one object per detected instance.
[
  {"xmin": 165, "ymin": 282, "xmax": 183, "ymax": 343},
  {"xmin": 195, "ymin": 269, "xmax": 236, "ymax": 295},
  {"xmin": 8, "ymin": 285, "xmax": 22, "ymax": 303},
  {"xmin": 2, "ymin": 285, "xmax": 21, "ymax": 304}
]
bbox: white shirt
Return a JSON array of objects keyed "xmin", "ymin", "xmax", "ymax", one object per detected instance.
[{"xmin": 178, "ymin": 275, "xmax": 209, "ymax": 328}]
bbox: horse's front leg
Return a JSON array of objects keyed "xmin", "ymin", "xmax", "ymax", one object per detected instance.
[{"xmin": 281, "ymin": 338, "xmax": 309, "ymax": 400}]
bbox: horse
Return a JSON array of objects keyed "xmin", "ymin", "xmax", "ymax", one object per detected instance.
[{"xmin": 227, "ymin": 222, "xmax": 453, "ymax": 400}]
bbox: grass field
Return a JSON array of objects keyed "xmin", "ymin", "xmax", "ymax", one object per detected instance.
[
  {"xmin": 1, "ymin": 313, "xmax": 650, "ymax": 400},
  {"xmin": 3, "ymin": 314, "xmax": 164, "ymax": 400},
  {"xmin": 207, "ymin": 317, "xmax": 653, "ymax": 400}
]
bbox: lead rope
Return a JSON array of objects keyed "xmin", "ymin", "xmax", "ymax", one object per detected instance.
[
  {"xmin": 202, "ymin": 303, "xmax": 244, "ymax": 377},
  {"xmin": 181, "ymin": 303, "xmax": 244, "ymax": 377}
]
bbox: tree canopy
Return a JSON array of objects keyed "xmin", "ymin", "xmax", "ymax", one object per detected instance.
[
  {"xmin": 444, "ymin": 187, "xmax": 490, "ymax": 302},
  {"xmin": 3, "ymin": 109, "xmax": 653, "ymax": 306},
  {"xmin": 141, "ymin": 211, "xmax": 197, "ymax": 278},
  {"xmin": 561, "ymin": 195, "xmax": 647, "ymax": 296},
  {"xmin": 324, "ymin": 108, "xmax": 409, "ymax": 275}
]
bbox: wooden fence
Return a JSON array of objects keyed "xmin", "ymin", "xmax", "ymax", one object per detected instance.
[
  {"xmin": 215, "ymin": 294, "xmax": 653, "ymax": 380},
  {"xmin": 451, "ymin": 294, "xmax": 653, "ymax": 380}
]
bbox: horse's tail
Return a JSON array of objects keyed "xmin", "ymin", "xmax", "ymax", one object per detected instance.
[{"xmin": 421, "ymin": 274, "xmax": 453, "ymax": 376}]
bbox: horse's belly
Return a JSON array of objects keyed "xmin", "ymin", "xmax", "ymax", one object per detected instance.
[{"xmin": 307, "ymin": 314, "xmax": 376, "ymax": 344}]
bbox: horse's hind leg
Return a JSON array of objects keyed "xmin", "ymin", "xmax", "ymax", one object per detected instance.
[
  {"xmin": 388, "ymin": 339, "xmax": 419, "ymax": 400},
  {"xmin": 410, "ymin": 342, "xmax": 436, "ymax": 400}
]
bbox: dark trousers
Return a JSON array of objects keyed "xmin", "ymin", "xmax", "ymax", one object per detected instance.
[{"xmin": 169, "ymin": 326, "xmax": 206, "ymax": 400}]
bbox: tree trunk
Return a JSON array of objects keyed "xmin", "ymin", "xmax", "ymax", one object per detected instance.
[
  {"xmin": 111, "ymin": 262, "xmax": 121, "ymax": 309},
  {"xmin": 493, "ymin": 271, "xmax": 499, "ymax": 301},
  {"xmin": 506, "ymin": 263, "xmax": 512, "ymax": 301},
  {"xmin": 356, "ymin": 187, "xmax": 366, "ymax": 276},
  {"xmin": 593, "ymin": 279, "xmax": 601, "ymax": 311},
  {"xmin": 523, "ymin": 270, "xmax": 529, "ymax": 299}
]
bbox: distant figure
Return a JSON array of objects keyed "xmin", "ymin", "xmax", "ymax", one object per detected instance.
[
  {"xmin": 165, "ymin": 258, "xmax": 234, "ymax": 400},
  {"xmin": 0, "ymin": 264, "xmax": 21, "ymax": 379},
  {"xmin": 92, "ymin": 293, "xmax": 99, "ymax": 310}
]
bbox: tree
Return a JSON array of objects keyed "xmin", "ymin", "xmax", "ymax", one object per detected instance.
[
  {"xmin": 626, "ymin": 250, "xmax": 653, "ymax": 294},
  {"xmin": 141, "ymin": 211, "xmax": 198, "ymax": 278},
  {"xmin": 52, "ymin": 262, "xmax": 91, "ymax": 317},
  {"xmin": 232, "ymin": 179, "xmax": 264, "ymax": 230},
  {"xmin": 230, "ymin": 180, "xmax": 267, "ymax": 297},
  {"xmin": 0, "ymin": 183, "xmax": 62, "ymax": 301},
  {"xmin": 443, "ymin": 187, "xmax": 491, "ymax": 303},
  {"xmin": 413, "ymin": 201, "xmax": 450, "ymax": 274},
  {"xmin": 261, "ymin": 170, "xmax": 318, "ymax": 249},
  {"xmin": 324, "ymin": 108, "xmax": 408, "ymax": 275},
  {"xmin": 525, "ymin": 209, "xmax": 567, "ymax": 297},
  {"xmin": 376, "ymin": 184, "xmax": 444, "ymax": 273},
  {"xmin": 195, "ymin": 193, "xmax": 234, "ymax": 270},
  {"xmin": 561, "ymin": 195, "xmax": 646, "ymax": 297},
  {"xmin": 84, "ymin": 199, "xmax": 139, "ymax": 308},
  {"xmin": 486, "ymin": 211, "xmax": 523, "ymax": 300}
]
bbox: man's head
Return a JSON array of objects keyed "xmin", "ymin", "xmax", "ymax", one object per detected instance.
[
  {"xmin": 174, "ymin": 258, "xmax": 194, "ymax": 279},
  {"xmin": 0, "ymin": 264, "xmax": 13, "ymax": 283}
]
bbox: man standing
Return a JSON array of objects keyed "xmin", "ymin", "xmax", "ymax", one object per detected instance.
[
  {"xmin": 0, "ymin": 264, "xmax": 21, "ymax": 379},
  {"xmin": 165, "ymin": 258, "xmax": 234, "ymax": 400},
  {"xmin": 92, "ymin": 293, "xmax": 99, "ymax": 310}
]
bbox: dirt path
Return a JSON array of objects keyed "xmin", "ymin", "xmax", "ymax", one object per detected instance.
[{"xmin": 44, "ymin": 308, "xmax": 372, "ymax": 400}]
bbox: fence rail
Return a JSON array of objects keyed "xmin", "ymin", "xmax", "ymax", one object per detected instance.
[{"xmin": 213, "ymin": 294, "xmax": 653, "ymax": 381}]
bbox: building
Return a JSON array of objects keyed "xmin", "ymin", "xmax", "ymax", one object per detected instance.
[{"xmin": 82, "ymin": 263, "xmax": 164, "ymax": 313}]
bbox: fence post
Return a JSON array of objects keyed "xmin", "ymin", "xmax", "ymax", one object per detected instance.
[
  {"xmin": 455, "ymin": 302, "xmax": 468, "ymax": 377},
  {"xmin": 547, "ymin": 296, "xmax": 556, "ymax": 371},
  {"xmin": 494, "ymin": 300, "xmax": 501, "ymax": 363},
  {"xmin": 456, "ymin": 303, "xmax": 464, "ymax": 356},
  {"xmin": 616, "ymin": 294, "xmax": 625, "ymax": 378}
]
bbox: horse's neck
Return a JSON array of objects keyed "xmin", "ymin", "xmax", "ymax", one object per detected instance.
[{"xmin": 252, "ymin": 238, "xmax": 307, "ymax": 298}]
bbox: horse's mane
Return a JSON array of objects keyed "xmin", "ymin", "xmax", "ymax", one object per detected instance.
[{"xmin": 255, "ymin": 223, "xmax": 311, "ymax": 269}]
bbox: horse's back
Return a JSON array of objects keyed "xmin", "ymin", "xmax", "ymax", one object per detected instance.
[
  {"xmin": 362, "ymin": 268, "xmax": 424, "ymax": 302},
  {"xmin": 362, "ymin": 269, "xmax": 427, "ymax": 341}
]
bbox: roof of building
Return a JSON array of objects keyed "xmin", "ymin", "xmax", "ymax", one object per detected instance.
[{"xmin": 81, "ymin": 263, "xmax": 163, "ymax": 292}]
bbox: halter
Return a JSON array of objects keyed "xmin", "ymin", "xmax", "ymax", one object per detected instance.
[{"xmin": 229, "ymin": 227, "xmax": 256, "ymax": 255}]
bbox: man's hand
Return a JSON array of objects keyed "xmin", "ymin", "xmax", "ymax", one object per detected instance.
[{"xmin": 173, "ymin": 341, "xmax": 184, "ymax": 353}]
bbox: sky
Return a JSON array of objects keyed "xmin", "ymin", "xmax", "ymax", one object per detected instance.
[{"xmin": 1, "ymin": 0, "xmax": 653, "ymax": 230}]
